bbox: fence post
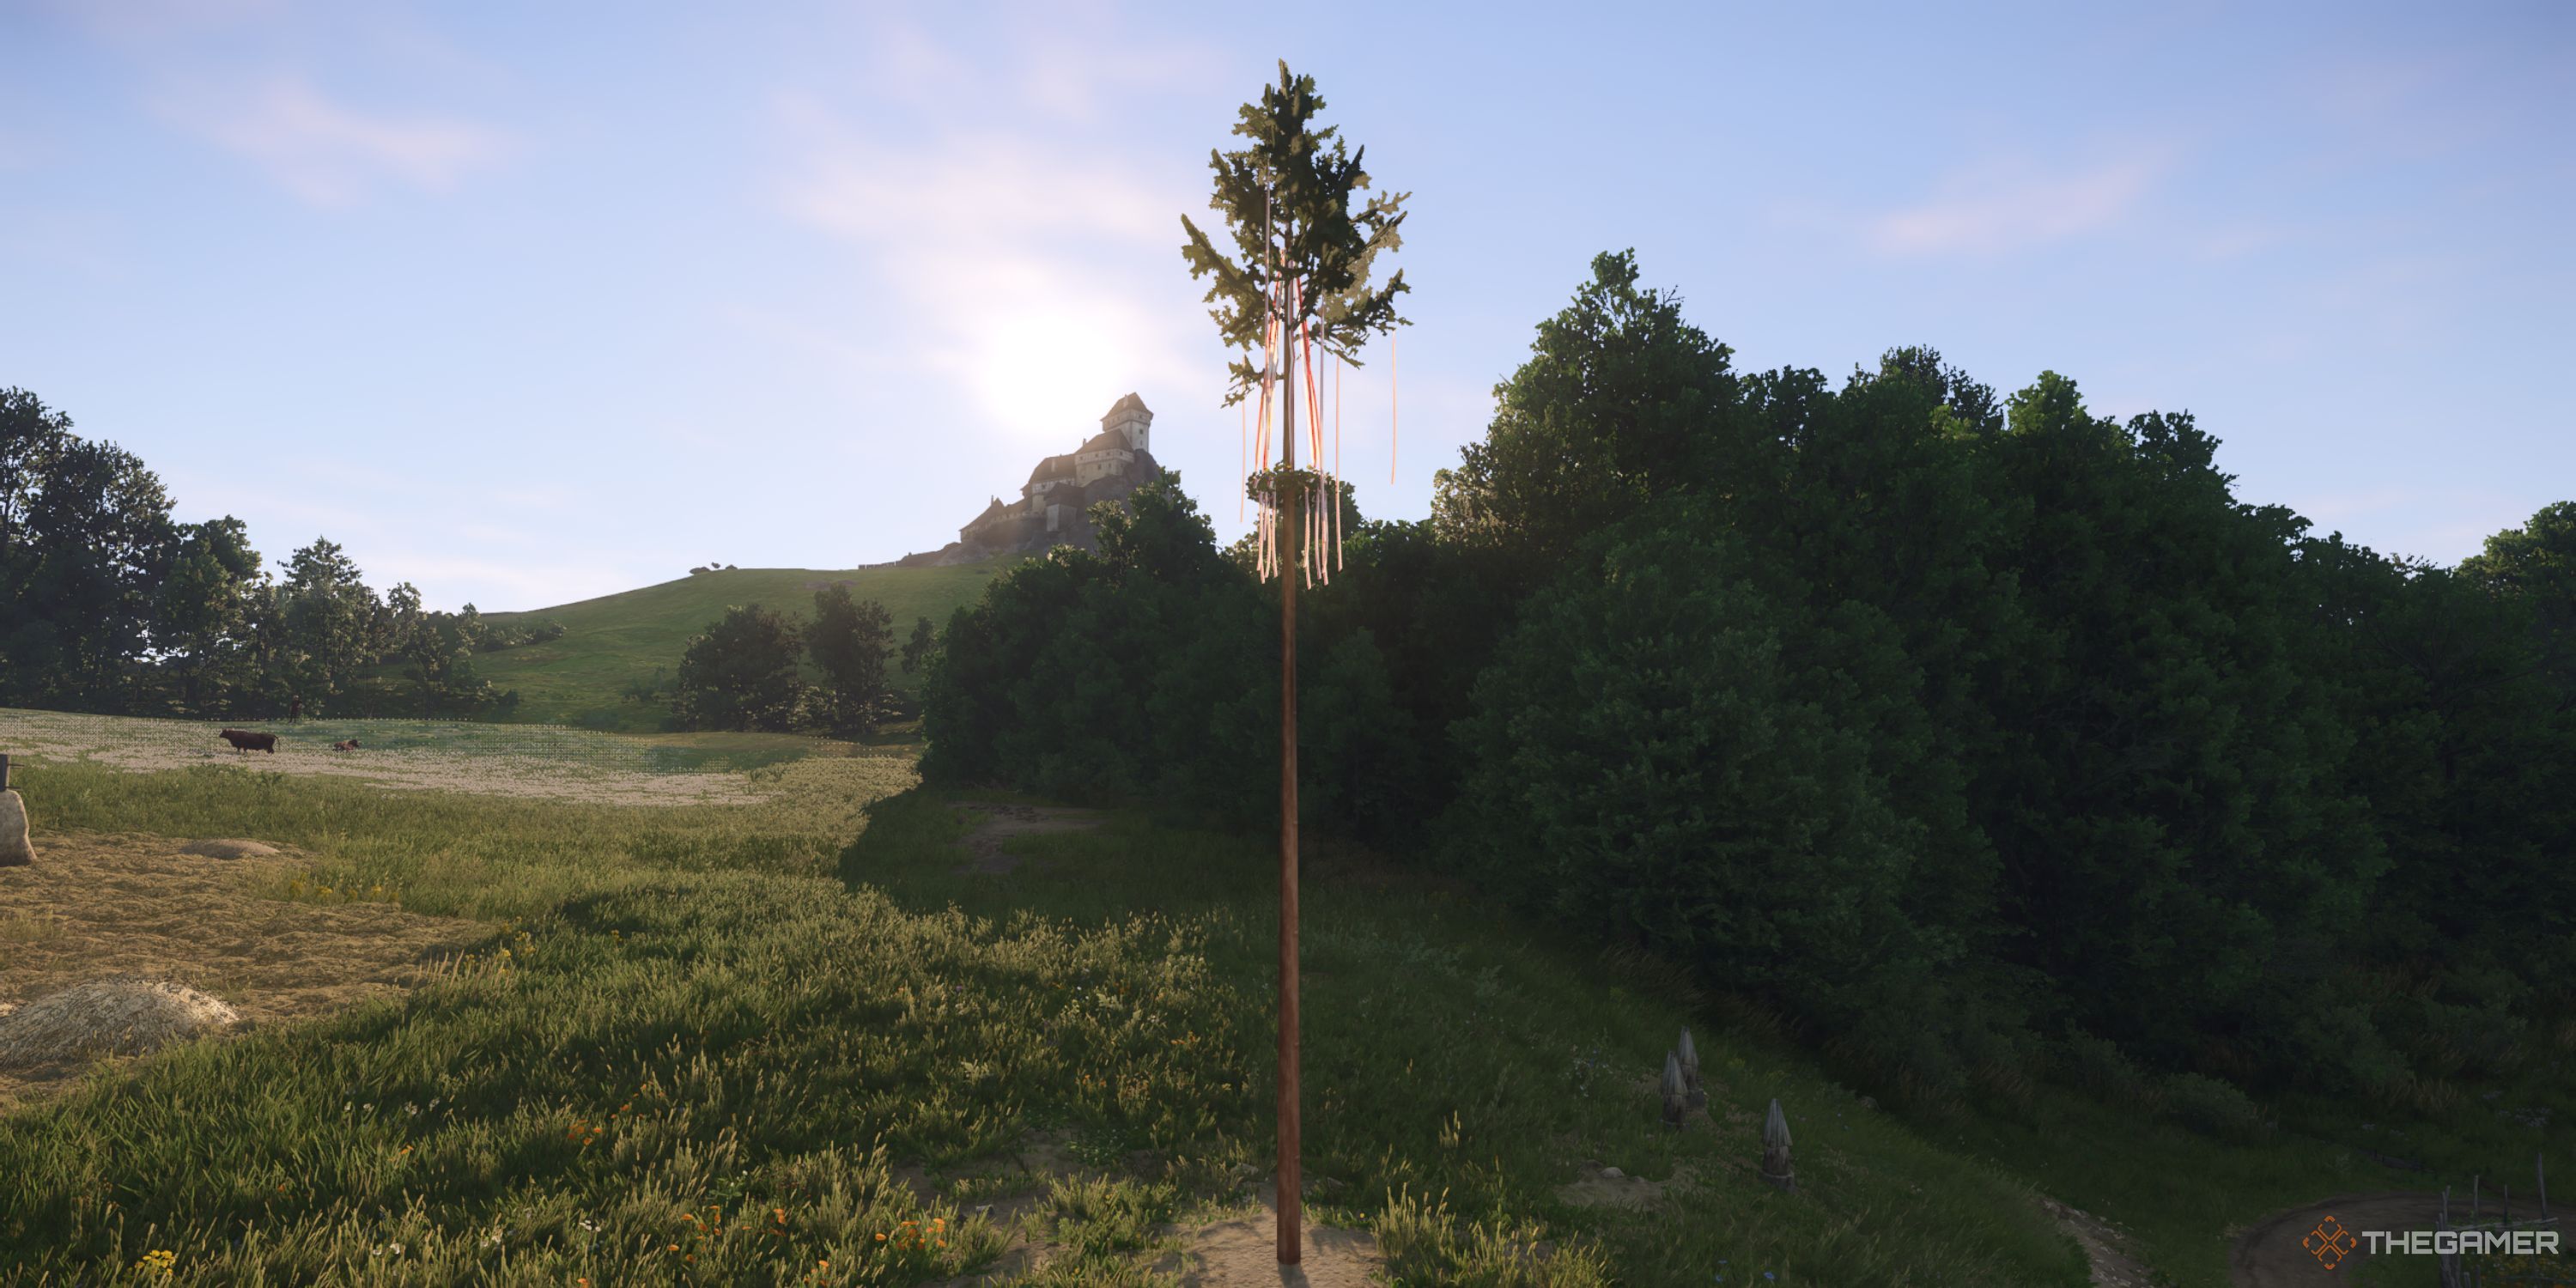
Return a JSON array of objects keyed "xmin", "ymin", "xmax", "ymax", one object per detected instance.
[{"xmin": 0, "ymin": 752, "xmax": 10, "ymax": 790}]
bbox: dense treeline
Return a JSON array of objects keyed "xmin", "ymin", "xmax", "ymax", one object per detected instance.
[
  {"xmin": 0, "ymin": 387, "xmax": 554, "ymax": 720},
  {"xmin": 925, "ymin": 252, "xmax": 2576, "ymax": 1114},
  {"xmin": 664, "ymin": 587, "xmax": 903, "ymax": 735}
]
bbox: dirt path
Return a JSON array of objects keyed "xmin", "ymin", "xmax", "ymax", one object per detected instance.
[
  {"xmin": 2229, "ymin": 1192, "xmax": 2451, "ymax": 1286},
  {"xmin": 953, "ymin": 803, "xmax": 1106, "ymax": 875},
  {"xmin": 2038, "ymin": 1197, "xmax": 2159, "ymax": 1287}
]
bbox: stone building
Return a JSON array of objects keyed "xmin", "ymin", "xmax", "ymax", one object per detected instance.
[{"xmin": 898, "ymin": 394, "xmax": 1165, "ymax": 566}]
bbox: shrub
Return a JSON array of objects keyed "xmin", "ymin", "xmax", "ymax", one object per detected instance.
[
  {"xmin": 672, "ymin": 604, "xmax": 805, "ymax": 732},
  {"xmin": 2160, "ymin": 1072, "xmax": 2273, "ymax": 1143},
  {"xmin": 2056, "ymin": 1032, "xmax": 2160, "ymax": 1113}
]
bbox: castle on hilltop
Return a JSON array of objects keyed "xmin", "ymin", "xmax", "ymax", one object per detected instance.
[{"xmin": 897, "ymin": 393, "xmax": 1166, "ymax": 567}]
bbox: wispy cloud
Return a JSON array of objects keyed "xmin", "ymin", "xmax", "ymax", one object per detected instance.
[
  {"xmin": 750, "ymin": 9, "xmax": 1248, "ymax": 450},
  {"xmin": 160, "ymin": 76, "xmax": 511, "ymax": 206},
  {"xmin": 770, "ymin": 90, "xmax": 1207, "ymax": 447},
  {"xmin": 839, "ymin": 8, "xmax": 1226, "ymax": 124},
  {"xmin": 1868, "ymin": 151, "xmax": 2169, "ymax": 256}
]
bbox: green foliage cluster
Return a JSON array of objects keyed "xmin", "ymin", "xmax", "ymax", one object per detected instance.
[
  {"xmin": 672, "ymin": 586, "xmax": 904, "ymax": 735},
  {"xmin": 927, "ymin": 250, "xmax": 2576, "ymax": 1114},
  {"xmin": 673, "ymin": 604, "xmax": 806, "ymax": 733},
  {"xmin": 920, "ymin": 477, "xmax": 1427, "ymax": 840},
  {"xmin": 0, "ymin": 388, "xmax": 518, "ymax": 720}
]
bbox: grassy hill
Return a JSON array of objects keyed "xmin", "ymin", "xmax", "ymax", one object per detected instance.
[{"xmin": 468, "ymin": 562, "xmax": 1005, "ymax": 732}]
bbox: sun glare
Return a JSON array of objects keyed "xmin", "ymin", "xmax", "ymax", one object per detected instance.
[{"xmin": 962, "ymin": 306, "xmax": 1141, "ymax": 447}]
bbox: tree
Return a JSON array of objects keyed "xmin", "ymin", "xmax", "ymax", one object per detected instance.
[
  {"xmin": 402, "ymin": 606, "xmax": 496, "ymax": 716},
  {"xmin": 1450, "ymin": 498, "xmax": 1991, "ymax": 1092},
  {"xmin": 900, "ymin": 616, "xmax": 939, "ymax": 675},
  {"xmin": 805, "ymin": 585, "xmax": 895, "ymax": 734},
  {"xmin": 0, "ymin": 389, "xmax": 73, "ymax": 589},
  {"xmin": 674, "ymin": 604, "xmax": 805, "ymax": 732},
  {"xmin": 922, "ymin": 477, "xmax": 1274, "ymax": 815},
  {"xmin": 1431, "ymin": 250, "xmax": 1746, "ymax": 569},
  {"xmin": 154, "ymin": 517, "xmax": 263, "ymax": 714},
  {"xmin": 0, "ymin": 391, "xmax": 180, "ymax": 708},
  {"xmin": 1971, "ymin": 376, "xmax": 2383, "ymax": 1079},
  {"xmin": 2459, "ymin": 501, "xmax": 2576, "ymax": 703},
  {"xmin": 275, "ymin": 538, "xmax": 384, "ymax": 714}
]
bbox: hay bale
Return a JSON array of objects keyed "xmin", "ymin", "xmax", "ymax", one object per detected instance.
[
  {"xmin": 179, "ymin": 839, "xmax": 280, "ymax": 860},
  {"xmin": 0, "ymin": 789, "xmax": 30, "ymax": 866},
  {"xmin": 0, "ymin": 975, "xmax": 240, "ymax": 1069}
]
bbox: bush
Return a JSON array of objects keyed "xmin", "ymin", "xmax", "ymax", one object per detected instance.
[
  {"xmin": 2160, "ymin": 1072, "xmax": 2273, "ymax": 1143},
  {"xmin": 673, "ymin": 604, "xmax": 805, "ymax": 732},
  {"xmin": 805, "ymin": 586, "xmax": 896, "ymax": 735},
  {"xmin": 2056, "ymin": 1032, "xmax": 2160, "ymax": 1113}
]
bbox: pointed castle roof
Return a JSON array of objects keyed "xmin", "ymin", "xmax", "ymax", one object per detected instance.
[{"xmin": 1101, "ymin": 392, "xmax": 1148, "ymax": 425}]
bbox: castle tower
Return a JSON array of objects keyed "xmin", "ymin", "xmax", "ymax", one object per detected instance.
[{"xmin": 1101, "ymin": 392, "xmax": 1151, "ymax": 454}]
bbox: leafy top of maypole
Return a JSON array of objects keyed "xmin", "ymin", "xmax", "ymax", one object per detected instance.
[{"xmin": 1181, "ymin": 60, "xmax": 1409, "ymax": 407}]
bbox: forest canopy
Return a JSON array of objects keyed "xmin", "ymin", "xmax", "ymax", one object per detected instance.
[{"xmin": 923, "ymin": 251, "xmax": 2576, "ymax": 1109}]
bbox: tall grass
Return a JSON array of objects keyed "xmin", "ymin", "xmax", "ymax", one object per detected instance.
[
  {"xmin": 0, "ymin": 755, "xmax": 2087, "ymax": 1285},
  {"xmin": 845, "ymin": 792, "xmax": 2091, "ymax": 1287},
  {"xmin": 15, "ymin": 746, "xmax": 2506, "ymax": 1285}
]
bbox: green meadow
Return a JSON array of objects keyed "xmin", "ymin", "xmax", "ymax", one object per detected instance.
[{"xmin": 0, "ymin": 726, "xmax": 2563, "ymax": 1285}]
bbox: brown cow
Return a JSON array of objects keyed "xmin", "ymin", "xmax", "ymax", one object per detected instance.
[
  {"xmin": 217, "ymin": 728, "xmax": 277, "ymax": 754},
  {"xmin": 332, "ymin": 738, "xmax": 361, "ymax": 751}
]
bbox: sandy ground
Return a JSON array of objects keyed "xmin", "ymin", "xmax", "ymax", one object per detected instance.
[
  {"xmin": 0, "ymin": 708, "xmax": 764, "ymax": 806},
  {"xmin": 953, "ymin": 803, "xmax": 1108, "ymax": 876},
  {"xmin": 1152, "ymin": 1201, "xmax": 1388, "ymax": 1287},
  {"xmin": 903, "ymin": 1126, "xmax": 1388, "ymax": 1286},
  {"xmin": 2228, "ymin": 1192, "xmax": 2456, "ymax": 1286},
  {"xmin": 0, "ymin": 831, "xmax": 486, "ymax": 1113}
]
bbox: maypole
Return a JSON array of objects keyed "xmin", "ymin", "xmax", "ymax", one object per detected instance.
[
  {"xmin": 1179, "ymin": 60, "xmax": 1408, "ymax": 1265},
  {"xmin": 1273, "ymin": 230, "xmax": 1304, "ymax": 1263}
]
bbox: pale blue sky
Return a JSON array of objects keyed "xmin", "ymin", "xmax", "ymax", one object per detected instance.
[{"xmin": 3, "ymin": 1, "xmax": 2567, "ymax": 611}]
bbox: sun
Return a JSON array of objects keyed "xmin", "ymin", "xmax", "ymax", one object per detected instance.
[{"xmin": 958, "ymin": 304, "xmax": 1143, "ymax": 448}]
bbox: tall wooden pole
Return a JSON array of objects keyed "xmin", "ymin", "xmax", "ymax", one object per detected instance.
[{"xmin": 1275, "ymin": 266, "xmax": 1304, "ymax": 1265}]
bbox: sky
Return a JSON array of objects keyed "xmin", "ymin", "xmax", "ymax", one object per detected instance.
[{"xmin": 3, "ymin": 1, "xmax": 2568, "ymax": 613}]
